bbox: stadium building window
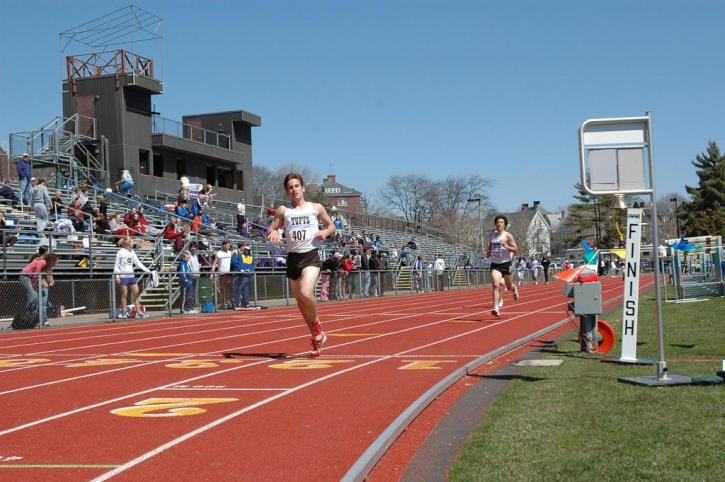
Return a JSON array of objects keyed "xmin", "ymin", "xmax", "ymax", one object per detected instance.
[
  {"xmin": 152, "ymin": 152, "xmax": 163, "ymax": 177},
  {"xmin": 176, "ymin": 158, "xmax": 187, "ymax": 180},
  {"xmin": 234, "ymin": 171, "xmax": 244, "ymax": 190},
  {"xmin": 206, "ymin": 165, "xmax": 217, "ymax": 186},
  {"xmin": 219, "ymin": 169, "xmax": 233, "ymax": 189},
  {"xmin": 139, "ymin": 149, "xmax": 150, "ymax": 175},
  {"xmin": 325, "ymin": 187, "xmax": 340, "ymax": 193}
]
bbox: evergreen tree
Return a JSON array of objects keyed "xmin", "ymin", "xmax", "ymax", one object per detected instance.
[
  {"xmin": 563, "ymin": 184, "xmax": 627, "ymax": 249},
  {"xmin": 680, "ymin": 141, "xmax": 725, "ymax": 236}
]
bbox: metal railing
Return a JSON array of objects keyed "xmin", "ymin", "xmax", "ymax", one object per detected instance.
[
  {"xmin": 66, "ymin": 49, "xmax": 155, "ymax": 80},
  {"xmin": 152, "ymin": 115, "xmax": 231, "ymax": 150}
]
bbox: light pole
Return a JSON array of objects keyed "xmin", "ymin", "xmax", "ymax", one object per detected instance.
[
  {"xmin": 467, "ymin": 196, "xmax": 483, "ymax": 255},
  {"xmin": 669, "ymin": 197, "xmax": 680, "ymax": 237}
]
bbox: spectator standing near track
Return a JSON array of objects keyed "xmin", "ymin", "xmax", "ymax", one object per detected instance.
[
  {"xmin": 114, "ymin": 237, "xmax": 151, "ymax": 319},
  {"xmin": 530, "ymin": 257, "xmax": 540, "ymax": 285},
  {"xmin": 231, "ymin": 243, "xmax": 255, "ymax": 309},
  {"xmin": 360, "ymin": 249, "xmax": 372, "ymax": 297},
  {"xmin": 178, "ymin": 250, "xmax": 197, "ymax": 314},
  {"xmin": 413, "ymin": 255, "xmax": 424, "ymax": 293},
  {"xmin": 433, "ymin": 254, "xmax": 446, "ymax": 291},
  {"xmin": 211, "ymin": 240, "xmax": 233, "ymax": 309},
  {"xmin": 187, "ymin": 242, "xmax": 201, "ymax": 310},
  {"xmin": 541, "ymin": 256, "xmax": 551, "ymax": 284},
  {"xmin": 15, "ymin": 153, "xmax": 32, "ymax": 205},
  {"xmin": 19, "ymin": 252, "xmax": 58, "ymax": 326},
  {"xmin": 487, "ymin": 215, "xmax": 519, "ymax": 317},
  {"xmin": 266, "ymin": 172, "xmax": 335, "ymax": 356},
  {"xmin": 30, "ymin": 177, "xmax": 51, "ymax": 236},
  {"xmin": 516, "ymin": 257, "xmax": 527, "ymax": 285}
]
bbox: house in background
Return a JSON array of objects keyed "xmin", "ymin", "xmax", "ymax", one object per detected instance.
[{"xmin": 308, "ymin": 174, "xmax": 363, "ymax": 210}]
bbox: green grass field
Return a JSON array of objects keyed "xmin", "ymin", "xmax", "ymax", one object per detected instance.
[{"xmin": 450, "ymin": 287, "xmax": 724, "ymax": 482}]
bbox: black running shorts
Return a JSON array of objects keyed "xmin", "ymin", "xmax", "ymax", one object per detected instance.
[
  {"xmin": 490, "ymin": 261, "xmax": 512, "ymax": 275},
  {"xmin": 286, "ymin": 250, "xmax": 321, "ymax": 280}
]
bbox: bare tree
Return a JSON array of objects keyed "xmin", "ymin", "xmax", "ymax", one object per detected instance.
[{"xmin": 379, "ymin": 174, "xmax": 438, "ymax": 226}]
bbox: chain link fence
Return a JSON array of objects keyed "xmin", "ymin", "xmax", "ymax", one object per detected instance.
[{"xmin": 1, "ymin": 267, "xmax": 497, "ymax": 332}]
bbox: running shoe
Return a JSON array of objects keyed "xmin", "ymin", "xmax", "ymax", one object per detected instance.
[
  {"xmin": 310, "ymin": 332, "xmax": 327, "ymax": 357},
  {"xmin": 513, "ymin": 288, "xmax": 520, "ymax": 302},
  {"xmin": 491, "ymin": 307, "xmax": 501, "ymax": 317},
  {"xmin": 137, "ymin": 306, "xmax": 149, "ymax": 319}
]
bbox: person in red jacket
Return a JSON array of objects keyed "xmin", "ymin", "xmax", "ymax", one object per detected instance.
[{"xmin": 163, "ymin": 217, "xmax": 184, "ymax": 241}]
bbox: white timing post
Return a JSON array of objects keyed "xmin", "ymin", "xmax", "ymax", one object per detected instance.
[{"xmin": 602, "ymin": 208, "xmax": 654, "ymax": 365}]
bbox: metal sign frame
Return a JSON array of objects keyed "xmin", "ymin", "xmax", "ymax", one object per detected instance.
[{"xmin": 579, "ymin": 114, "xmax": 654, "ymax": 196}]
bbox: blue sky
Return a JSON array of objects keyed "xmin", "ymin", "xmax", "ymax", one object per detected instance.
[{"xmin": 1, "ymin": 0, "xmax": 723, "ymax": 213}]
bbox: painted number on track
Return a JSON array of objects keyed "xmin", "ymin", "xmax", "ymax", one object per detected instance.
[
  {"xmin": 269, "ymin": 359, "xmax": 354, "ymax": 370},
  {"xmin": 111, "ymin": 398, "xmax": 238, "ymax": 417},
  {"xmin": 0, "ymin": 359, "xmax": 50, "ymax": 367},
  {"xmin": 398, "ymin": 360, "xmax": 457, "ymax": 370}
]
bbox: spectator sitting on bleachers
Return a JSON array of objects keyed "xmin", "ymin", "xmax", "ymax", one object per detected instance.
[
  {"xmin": 67, "ymin": 195, "xmax": 86, "ymax": 232},
  {"xmin": 123, "ymin": 207, "xmax": 138, "ymax": 227},
  {"xmin": 175, "ymin": 200, "xmax": 192, "ymax": 219},
  {"xmin": 373, "ymin": 235, "xmax": 382, "ymax": 251},
  {"xmin": 199, "ymin": 184, "xmax": 215, "ymax": 208},
  {"xmin": 163, "ymin": 216, "xmax": 185, "ymax": 241},
  {"xmin": 110, "ymin": 213, "xmax": 132, "ymax": 239},
  {"xmin": 0, "ymin": 180, "xmax": 21, "ymax": 208},
  {"xmin": 54, "ymin": 218, "xmax": 75, "ymax": 235},
  {"xmin": 128, "ymin": 213, "xmax": 146, "ymax": 236},
  {"xmin": 96, "ymin": 193, "xmax": 108, "ymax": 219},
  {"xmin": 191, "ymin": 212, "xmax": 202, "ymax": 233},
  {"xmin": 407, "ymin": 238, "xmax": 418, "ymax": 250},
  {"xmin": 137, "ymin": 206, "xmax": 155, "ymax": 235},
  {"xmin": 197, "ymin": 234, "xmax": 211, "ymax": 251},
  {"xmin": 213, "ymin": 217, "xmax": 225, "ymax": 232},
  {"xmin": 0, "ymin": 210, "xmax": 19, "ymax": 246},
  {"xmin": 94, "ymin": 211, "xmax": 111, "ymax": 235},
  {"xmin": 50, "ymin": 190, "xmax": 65, "ymax": 218}
]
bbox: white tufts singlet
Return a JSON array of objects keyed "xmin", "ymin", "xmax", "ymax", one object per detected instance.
[
  {"xmin": 489, "ymin": 231, "xmax": 513, "ymax": 264},
  {"xmin": 284, "ymin": 202, "xmax": 321, "ymax": 253}
]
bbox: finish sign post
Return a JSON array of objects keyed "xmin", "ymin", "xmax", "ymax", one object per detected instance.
[
  {"xmin": 602, "ymin": 208, "xmax": 654, "ymax": 365},
  {"xmin": 578, "ymin": 113, "xmax": 691, "ymax": 386}
]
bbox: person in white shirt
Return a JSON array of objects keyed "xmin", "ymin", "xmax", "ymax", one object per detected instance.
[
  {"xmin": 433, "ymin": 255, "xmax": 446, "ymax": 291},
  {"xmin": 267, "ymin": 173, "xmax": 335, "ymax": 356},
  {"xmin": 114, "ymin": 237, "xmax": 151, "ymax": 319},
  {"xmin": 211, "ymin": 240, "xmax": 233, "ymax": 309},
  {"xmin": 236, "ymin": 196, "xmax": 246, "ymax": 235},
  {"xmin": 119, "ymin": 170, "xmax": 134, "ymax": 195},
  {"xmin": 186, "ymin": 241, "xmax": 202, "ymax": 311}
]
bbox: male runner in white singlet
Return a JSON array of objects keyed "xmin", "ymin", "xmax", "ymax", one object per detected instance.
[
  {"xmin": 267, "ymin": 173, "xmax": 335, "ymax": 355},
  {"xmin": 486, "ymin": 215, "xmax": 519, "ymax": 317}
]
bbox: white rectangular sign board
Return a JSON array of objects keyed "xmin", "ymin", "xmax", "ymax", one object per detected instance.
[{"xmin": 620, "ymin": 208, "xmax": 643, "ymax": 361}]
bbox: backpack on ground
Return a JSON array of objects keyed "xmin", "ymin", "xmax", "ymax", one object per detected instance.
[{"xmin": 12, "ymin": 301, "xmax": 40, "ymax": 330}]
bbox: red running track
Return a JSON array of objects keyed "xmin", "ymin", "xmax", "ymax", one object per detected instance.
[{"xmin": 0, "ymin": 277, "xmax": 638, "ymax": 481}]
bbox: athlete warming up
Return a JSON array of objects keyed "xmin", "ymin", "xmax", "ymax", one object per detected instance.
[
  {"xmin": 267, "ymin": 173, "xmax": 336, "ymax": 355},
  {"xmin": 487, "ymin": 215, "xmax": 519, "ymax": 317}
]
